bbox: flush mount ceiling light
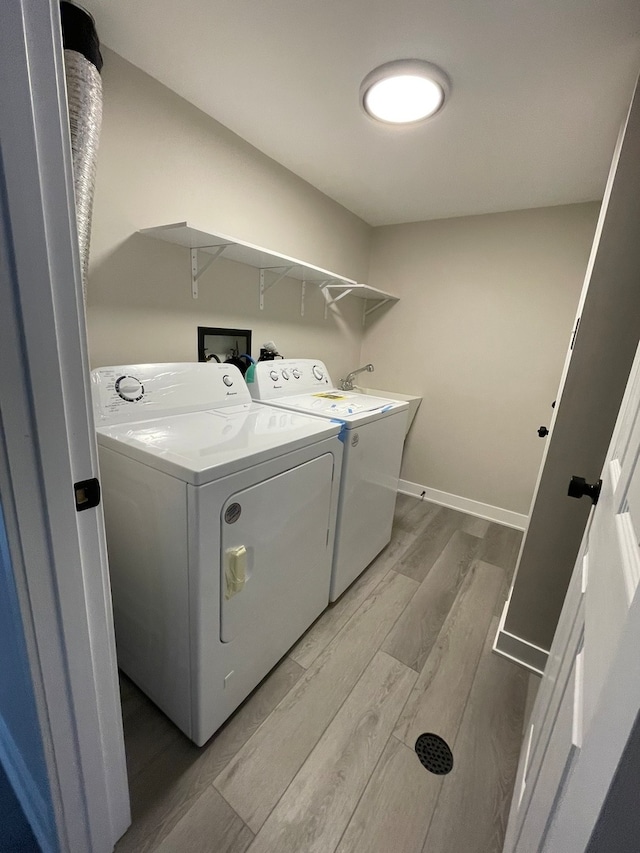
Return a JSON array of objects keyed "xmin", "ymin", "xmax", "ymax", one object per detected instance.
[{"xmin": 360, "ymin": 59, "xmax": 450, "ymax": 125}]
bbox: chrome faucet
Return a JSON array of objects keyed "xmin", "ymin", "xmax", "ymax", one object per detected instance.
[{"xmin": 339, "ymin": 363, "xmax": 374, "ymax": 391}]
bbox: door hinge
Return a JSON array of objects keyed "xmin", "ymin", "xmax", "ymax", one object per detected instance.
[{"xmin": 74, "ymin": 478, "xmax": 101, "ymax": 511}]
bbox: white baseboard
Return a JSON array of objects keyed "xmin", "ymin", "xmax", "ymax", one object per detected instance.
[
  {"xmin": 398, "ymin": 479, "xmax": 528, "ymax": 531},
  {"xmin": 493, "ymin": 598, "xmax": 548, "ymax": 675},
  {"xmin": 0, "ymin": 715, "xmax": 56, "ymax": 853}
]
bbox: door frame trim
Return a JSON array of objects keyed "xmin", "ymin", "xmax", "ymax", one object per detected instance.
[
  {"xmin": 494, "ymin": 599, "xmax": 547, "ymax": 675},
  {"xmin": 0, "ymin": 1, "xmax": 129, "ymax": 850}
]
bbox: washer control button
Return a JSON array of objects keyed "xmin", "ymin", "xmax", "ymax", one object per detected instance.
[
  {"xmin": 269, "ymin": 370, "xmax": 279, "ymax": 381},
  {"xmin": 292, "ymin": 369, "xmax": 301, "ymax": 379},
  {"xmin": 223, "ymin": 374, "xmax": 233, "ymax": 387},
  {"xmin": 281, "ymin": 369, "xmax": 290, "ymax": 380},
  {"xmin": 312, "ymin": 365, "xmax": 324, "ymax": 381},
  {"xmin": 115, "ymin": 375, "xmax": 144, "ymax": 402}
]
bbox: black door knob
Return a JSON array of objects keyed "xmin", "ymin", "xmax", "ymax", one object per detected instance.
[
  {"xmin": 568, "ymin": 476, "xmax": 602, "ymax": 506},
  {"xmin": 538, "ymin": 426, "xmax": 549, "ymax": 437}
]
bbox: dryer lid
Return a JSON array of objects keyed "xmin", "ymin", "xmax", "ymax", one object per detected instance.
[{"xmin": 96, "ymin": 403, "xmax": 340, "ymax": 485}]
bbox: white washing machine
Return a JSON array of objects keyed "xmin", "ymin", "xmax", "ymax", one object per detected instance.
[
  {"xmin": 91, "ymin": 362, "xmax": 343, "ymax": 746},
  {"xmin": 249, "ymin": 359, "xmax": 408, "ymax": 601}
]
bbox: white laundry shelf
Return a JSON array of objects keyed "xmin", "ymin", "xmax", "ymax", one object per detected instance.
[{"xmin": 139, "ymin": 221, "xmax": 398, "ymax": 323}]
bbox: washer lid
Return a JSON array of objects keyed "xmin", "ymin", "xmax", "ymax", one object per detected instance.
[
  {"xmin": 258, "ymin": 390, "xmax": 409, "ymax": 426},
  {"xmin": 96, "ymin": 402, "xmax": 340, "ymax": 485}
]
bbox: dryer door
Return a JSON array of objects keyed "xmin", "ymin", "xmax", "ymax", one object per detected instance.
[{"xmin": 220, "ymin": 453, "xmax": 333, "ymax": 649}]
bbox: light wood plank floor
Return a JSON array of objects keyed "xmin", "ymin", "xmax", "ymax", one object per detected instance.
[{"xmin": 115, "ymin": 496, "xmax": 528, "ymax": 853}]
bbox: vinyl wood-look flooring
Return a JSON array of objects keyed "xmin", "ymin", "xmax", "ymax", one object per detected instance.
[{"xmin": 115, "ymin": 496, "xmax": 528, "ymax": 853}]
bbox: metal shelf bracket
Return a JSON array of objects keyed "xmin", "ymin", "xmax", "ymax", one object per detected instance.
[
  {"xmin": 259, "ymin": 265, "xmax": 295, "ymax": 309},
  {"xmin": 363, "ymin": 297, "xmax": 391, "ymax": 326},
  {"xmin": 320, "ymin": 282, "xmax": 353, "ymax": 319},
  {"xmin": 190, "ymin": 244, "xmax": 232, "ymax": 298}
]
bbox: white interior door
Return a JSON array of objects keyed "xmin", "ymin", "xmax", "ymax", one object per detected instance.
[
  {"xmin": 0, "ymin": 2, "xmax": 129, "ymax": 850},
  {"xmin": 496, "ymin": 72, "xmax": 640, "ymax": 672},
  {"xmin": 504, "ymin": 340, "xmax": 640, "ymax": 852}
]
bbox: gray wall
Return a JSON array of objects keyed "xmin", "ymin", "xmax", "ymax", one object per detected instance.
[
  {"xmin": 362, "ymin": 204, "xmax": 599, "ymax": 515},
  {"xmin": 586, "ymin": 709, "xmax": 640, "ymax": 853},
  {"xmin": 0, "ymin": 501, "xmax": 56, "ymax": 849}
]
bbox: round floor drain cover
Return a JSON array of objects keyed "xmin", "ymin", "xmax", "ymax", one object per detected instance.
[{"xmin": 415, "ymin": 733, "xmax": 454, "ymax": 775}]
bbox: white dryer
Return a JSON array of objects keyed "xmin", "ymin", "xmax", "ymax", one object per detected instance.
[
  {"xmin": 249, "ymin": 359, "xmax": 408, "ymax": 601},
  {"xmin": 92, "ymin": 362, "xmax": 342, "ymax": 746}
]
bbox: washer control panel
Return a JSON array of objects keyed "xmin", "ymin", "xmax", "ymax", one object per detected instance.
[
  {"xmin": 91, "ymin": 362, "xmax": 251, "ymax": 426},
  {"xmin": 249, "ymin": 359, "xmax": 332, "ymax": 400}
]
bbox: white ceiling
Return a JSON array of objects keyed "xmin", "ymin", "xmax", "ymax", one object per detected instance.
[{"xmin": 85, "ymin": 0, "xmax": 640, "ymax": 226}]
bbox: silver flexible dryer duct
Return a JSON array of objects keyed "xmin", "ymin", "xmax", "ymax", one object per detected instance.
[{"xmin": 60, "ymin": 2, "xmax": 103, "ymax": 302}]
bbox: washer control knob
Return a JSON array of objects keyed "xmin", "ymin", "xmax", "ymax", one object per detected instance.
[
  {"xmin": 269, "ymin": 370, "xmax": 279, "ymax": 381},
  {"xmin": 115, "ymin": 375, "xmax": 144, "ymax": 402},
  {"xmin": 292, "ymin": 369, "xmax": 301, "ymax": 379},
  {"xmin": 312, "ymin": 365, "xmax": 324, "ymax": 381},
  {"xmin": 281, "ymin": 369, "xmax": 290, "ymax": 380},
  {"xmin": 222, "ymin": 374, "xmax": 233, "ymax": 387}
]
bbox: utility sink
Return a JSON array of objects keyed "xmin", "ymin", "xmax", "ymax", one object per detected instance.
[{"xmin": 353, "ymin": 386, "xmax": 422, "ymax": 436}]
